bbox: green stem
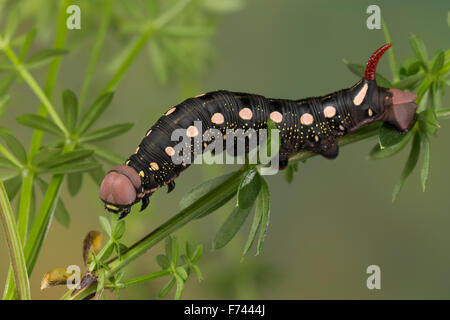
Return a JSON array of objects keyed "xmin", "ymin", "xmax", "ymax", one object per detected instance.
[
  {"xmin": 79, "ymin": 0, "xmax": 112, "ymax": 110},
  {"xmin": 101, "ymin": 0, "xmax": 192, "ymax": 94},
  {"xmin": 121, "ymin": 269, "xmax": 171, "ymax": 287},
  {"xmin": 0, "ymin": 181, "xmax": 31, "ymax": 300},
  {"xmin": 17, "ymin": 173, "xmax": 34, "ymax": 243},
  {"xmin": 2, "ymin": 45, "xmax": 69, "ymax": 138}
]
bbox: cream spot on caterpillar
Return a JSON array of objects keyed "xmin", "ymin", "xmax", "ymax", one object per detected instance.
[
  {"xmin": 339, "ymin": 125, "xmax": 345, "ymax": 131},
  {"xmin": 195, "ymin": 93, "xmax": 206, "ymax": 98},
  {"xmin": 211, "ymin": 113, "xmax": 225, "ymax": 125},
  {"xmin": 150, "ymin": 162, "xmax": 159, "ymax": 170},
  {"xmin": 165, "ymin": 146, "xmax": 175, "ymax": 157},
  {"xmin": 239, "ymin": 108, "xmax": 253, "ymax": 120},
  {"xmin": 270, "ymin": 111, "xmax": 283, "ymax": 123},
  {"xmin": 323, "ymin": 106, "xmax": 336, "ymax": 118},
  {"xmin": 300, "ymin": 113, "xmax": 314, "ymax": 125},
  {"xmin": 186, "ymin": 125, "xmax": 199, "ymax": 137},
  {"xmin": 353, "ymin": 83, "xmax": 368, "ymax": 106},
  {"xmin": 368, "ymin": 108, "xmax": 373, "ymax": 117},
  {"xmin": 315, "ymin": 135, "xmax": 319, "ymax": 142},
  {"xmin": 146, "ymin": 129, "xmax": 152, "ymax": 136},
  {"xmin": 165, "ymin": 107, "xmax": 176, "ymax": 116}
]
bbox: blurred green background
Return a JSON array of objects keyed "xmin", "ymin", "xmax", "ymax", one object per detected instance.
[{"xmin": 1, "ymin": 0, "xmax": 449, "ymax": 299}]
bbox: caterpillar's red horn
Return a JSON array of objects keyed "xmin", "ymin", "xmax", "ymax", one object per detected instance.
[{"xmin": 364, "ymin": 43, "xmax": 392, "ymax": 81}]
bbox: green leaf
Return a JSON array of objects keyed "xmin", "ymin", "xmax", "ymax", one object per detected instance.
[
  {"xmin": 99, "ymin": 216, "xmax": 112, "ymax": 237},
  {"xmin": 418, "ymin": 109, "xmax": 440, "ymax": 135},
  {"xmin": 174, "ymin": 275, "xmax": 184, "ymax": 300},
  {"xmin": 393, "ymin": 73, "xmax": 425, "ymax": 90},
  {"xmin": 40, "ymin": 161, "xmax": 101, "ymax": 175},
  {"xmin": 87, "ymin": 158, "xmax": 105, "ymax": 186},
  {"xmin": 16, "ymin": 114, "xmax": 62, "ymax": 136},
  {"xmin": 284, "ymin": 162, "xmax": 299, "ymax": 184},
  {"xmin": 416, "ymin": 76, "xmax": 432, "ymax": 103},
  {"xmin": 54, "ymin": 197, "xmax": 70, "ymax": 228},
  {"xmin": 112, "ymin": 220, "xmax": 126, "ymax": 240},
  {"xmin": 4, "ymin": 7, "xmax": 19, "ymax": 41},
  {"xmin": 237, "ymin": 168, "xmax": 261, "ymax": 209},
  {"xmin": 18, "ymin": 28, "xmax": 36, "ymax": 61},
  {"xmin": 62, "ymin": 89, "xmax": 78, "ymax": 131},
  {"xmin": 379, "ymin": 123, "xmax": 411, "ymax": 149},
  {"xmin": 431, "ymin": 50, "xmax": 445, "ymax": 75},
  {"xmin": 77, "ymin": 92, "xmax": 114, "ymax": 135},
  {"xmin": 191, "ymin": 245, "xmax": 202, "ymax": 263},
  {"xmin": 0, "ymin": 171, "xmax": 19, "ymax": 181},
  {"xmin": 392, "ymin": 133, "xmax": 421, "ymax": 202},
  {"xmin": 84, "ymin": 143, "xmax": 124, "ymax": 165},
  {"xmin": 0, "ymin": 73, "xmax": 15, "ymax": 97},
  {"xmin": 80, "ymin": 123, "xmax": 133, "ymax": 143},
  {"xmin": 256, "ymin": 178, "xmax": 270, "ymax": 255},
  {"xmin": 158, "ymin": 278, "xmax": 176, "ymax": 298},
  {"xmin": 0, "ymin": 94, "xmax": 10, "ymax": 118},
  {"xmin": 39, "ymin": 149, "xmax": 94, "ymax": 169},
  {"xmin": 0, "ymin": 157, "xmax": 19, "ymax": 169},
  {"xmin": 25, "ymin": 49, "xmax": 68, "ymax": 69},
  {"xmin": 36, "ymin": 178, "xmax": 71, "ymax": 228},
  {"xmin": 67, "ymin": 173, "xmax": 82, "ymax": 196},
  {"xmin": 148, "ymin": 40, "xmax": 169, "ymax": 85},
  {"xmin": 176, "ymin": 267, "xmax": 188, "ymax": 281},
  {"xmin": 242, "ymin": 198, "xmax": 263, "ymax": 259},
  {"xmin": 0, "ymin": 131, "xmax": 26, "ymax": 163},
  {"xmin": 32, "ymin": 149, "xmax": 61, "ymax": 167},
  {"xmin": 4, "ymin": 175, "xmax": 21, "ymax": 200},
  {"xmin": 213, "ymin": 205, "xmax": 253, "ymax": 250},
  {"xmin": 156, "ymin": 255, "xmax": 170, "ymax": 269},
  {"xmin": 369, "ymin": 130, "xmax": 413, "ymax": 160},
  {"xmin": 399, "ymin": 56, "xmax": 421, "ymax": 77},
  {"xmin": 409, "ymin": 34, "xmax": 429, "ymax": 71},
  {"xmin": 343, "ymin": 60, "xmax": 392, "ymax": 88},
  {"xmin": 420, "ymin": 134, "xmax": 430, "ymax": 192},
  {"xmin": 179, "ymin": 171, "xmax": 237, "ymax": 219},
  {"xmin": 192, "ymin": 265, "xmax": 203, "ymax": 282}
]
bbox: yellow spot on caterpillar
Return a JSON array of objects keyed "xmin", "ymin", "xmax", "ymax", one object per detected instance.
[{"xmin": 353, "ymin": 83, "xmax": 368, "ymax": 106}]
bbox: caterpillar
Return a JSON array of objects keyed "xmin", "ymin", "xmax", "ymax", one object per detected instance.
[{"xmin": 100, "ymin": 44, "xmax": 418, "ymax": 219}]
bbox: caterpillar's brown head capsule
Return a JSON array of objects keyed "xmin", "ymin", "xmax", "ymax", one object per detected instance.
[
  {"xmin": 100, "ymin": 165, "xmax": 142, "ymax": 219},
  {"xmin": 348, "ymin": 43, "xmax": 417, "ymax": 133}
]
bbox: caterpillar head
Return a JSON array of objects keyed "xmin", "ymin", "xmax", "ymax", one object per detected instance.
[
  {"xmin": 348, "ymin": 44, "xmax": 417, "ymax": 133},
  {"xmin": 100, "ymin": 165, "xmax": 142, "ymax": 219}
]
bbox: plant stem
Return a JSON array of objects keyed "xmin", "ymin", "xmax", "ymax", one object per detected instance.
[
  {"xmin": 0, "ymin": 181, "xmax": 31, "ymax": 300},
  {"xmin": 122, "ymin": 269, "xmax": 171, "ymax": 287},
  {"xmin": 17, "ymin": 173, "xmax": 34, "ymax": 243},
  {"xmin": 2, "ymin": 0, "xmax": 70, "ymax": 300},
  {"xmin": 79, "ymin": 0, "xmax": 112, "ymax": 110},
  {"xmin": 2, "ymin": 45, "xmax": 69, "ymax": 138},
  {"xmin": 101, "ymin": 0, "xmax": 192, "ymax": 94}
]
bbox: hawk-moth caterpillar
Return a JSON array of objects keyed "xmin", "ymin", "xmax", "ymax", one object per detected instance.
[{"xmin": 100, "ymin": 44, "xmax": 418, "ymax": 219}]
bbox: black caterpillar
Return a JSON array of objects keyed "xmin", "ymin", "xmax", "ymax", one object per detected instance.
[{"xmin": 100, "ymin": 44, "xmax": 418, "ymax": 219}]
